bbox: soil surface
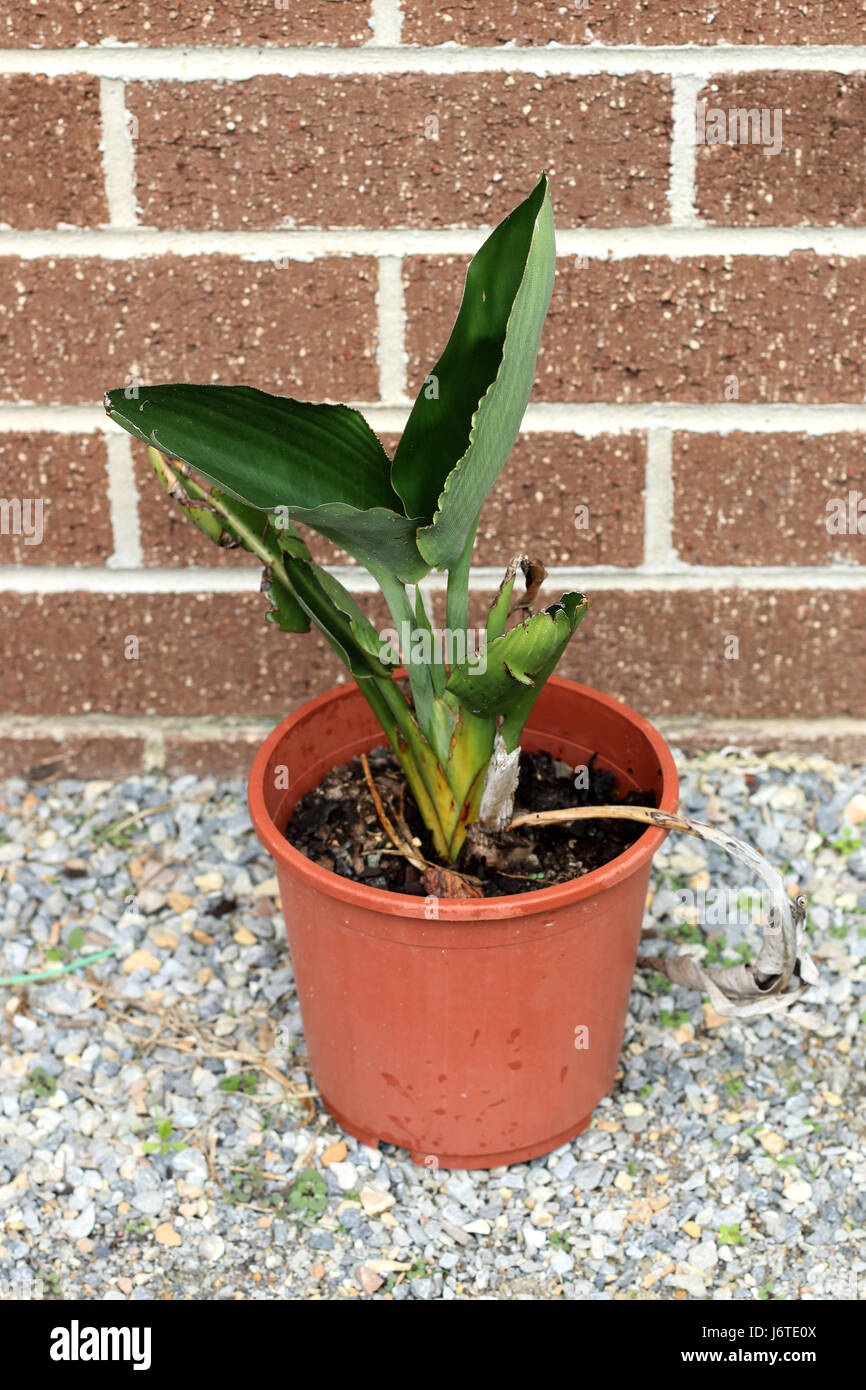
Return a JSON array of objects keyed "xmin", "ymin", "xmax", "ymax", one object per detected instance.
[{"xmin": 285, "ymin": 747, "xmax": 657, "ymax": 897}]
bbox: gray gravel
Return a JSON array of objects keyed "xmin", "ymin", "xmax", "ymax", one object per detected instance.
[{"xmin": 1, "ymin": 749, "xmax": 864, "ymax": 1301}]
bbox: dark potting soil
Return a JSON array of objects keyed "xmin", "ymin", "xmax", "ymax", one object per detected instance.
[{"xmin": 285, "ymin": 747, "xmax": 657, "ymax": 898}]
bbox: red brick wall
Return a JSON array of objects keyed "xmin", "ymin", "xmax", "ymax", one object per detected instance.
[{"xmin": 1, "ymin": 3, "xmax": 864, "ymax": 776}]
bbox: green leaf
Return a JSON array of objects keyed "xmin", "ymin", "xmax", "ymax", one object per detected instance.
[
  {"xmin": 392, "ymin": 174, "xmax": 555, "ymax": 570},
  {"xmin": 106, "ymin": 386, "xmax": 428, "ymax": 582},
  {"xmin": 446, "ymin": 592, "xmax": 588, "ymax": 752},
  {"xmin": 277, "ymin": 549, "xmax": 391, "ymax": 681},
  {"xmin": 66, "ymin": 927, "xmax": 85, "ymax": 952},
  {"xmin": 283, "ymin": 503, "xmax": 429, "ymax": 583},
  {"xmin": 265, "ymin": 575, "xmax": 311, "ymax": 634},
  {"xmin": 107, "ymin": 385, "xmax": 396, "ymax": 511}
]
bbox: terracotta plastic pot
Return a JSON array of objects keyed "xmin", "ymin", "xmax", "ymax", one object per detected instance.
[{"xmin": 248, "ymin": 675, "xmax": 678, "ymax": 1170}]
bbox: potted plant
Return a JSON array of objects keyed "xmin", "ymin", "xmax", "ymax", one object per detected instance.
[{"xmin": 104, "ymin": 175, "xmax": 815, "ymax": 1169}]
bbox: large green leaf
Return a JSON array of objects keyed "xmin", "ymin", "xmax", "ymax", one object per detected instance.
[
  {"xmin": 446, "ymin": 592, "xmax": 588, "ymax": 752},
  {"xmin": 391, "ymin": 173, "xmax": 555, "ymax": 570},
  {"xmin": 105, "ymin": 384, "xmax": 428, "ymax": 582},
  {"xmin": 287, "ymin": 503, "xmax": 428, "ymax": 583}
]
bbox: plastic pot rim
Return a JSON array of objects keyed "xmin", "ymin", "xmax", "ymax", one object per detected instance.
[{"xmin": 247, "ymin": 674, "xmax": 679, "ymax": 923}]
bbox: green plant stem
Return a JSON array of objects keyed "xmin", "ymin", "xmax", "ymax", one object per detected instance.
[{"xmin": 0, "ymin": 948, "xmax": 118, "ymax": 987}]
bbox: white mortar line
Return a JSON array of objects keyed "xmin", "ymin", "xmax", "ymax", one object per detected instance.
[
  {"xmin": 3, "ymin": 564, "xmax": 866, "ymax": 595},
  {"xmin": 4, "ymin": 403, "xmax": 866, "ymax": 436},
  {"xmin": 644, "ymin": 428, "xmax": 675, "ymax": 567},
  {"xmin": 99, "ymin": 78, "xmax": 138, "ymax": 227},
  {"xmin": 3, "ymin": 45, "xmax": 866, "ymax": 78},
  {"xmin": 368, "ymin": 0, "xmax": 402, "ymax": 46},
  {"xmin": 104, "ymin": 432, "xmax": 143, "ymax": 568},
  {"xmin": 5, "ymin": 225, "xmax": 866, "ymax": 258},
  {"xmin": 376, "ymin": 256, "xmax": 409, "ymax": 403},
  {"xmin": 0, "ymin": 712, "xmax": 275, "ymax": 735},
  {"xmin": 1, "ymin": 710, "xmax": 863, "ymax": 744},
  {"xmin": 668, "ymin": 73, "xmax": 703, "ymax": 226}
]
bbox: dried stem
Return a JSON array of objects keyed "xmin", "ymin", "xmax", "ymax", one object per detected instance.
[
  {"xmin": 508, "ymin": 803, "xmax": 819, "ymax": 1021},
  {"xmin": 361, "ymin": 753, "xmax": 427, "ymax": 872}
]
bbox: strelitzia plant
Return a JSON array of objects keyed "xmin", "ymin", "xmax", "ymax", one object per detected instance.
[{"xmin": 105, "ymin": 174, "xmax": 589, "ymax": 864}]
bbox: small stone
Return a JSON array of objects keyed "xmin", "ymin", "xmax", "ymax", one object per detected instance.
[
  {"xmin": 167, "ymin": 892, "xmax": 193, "ymax": 913},
  {"xmin": 614, "ymin": 1171, "xmax": 634, "ymax": 1192},
  {"xmin": 358, "ymin": 1265, "xmax": 385, "ymax": 1295},
  {"xmin": 843, "ymin": 794, "xmax": 866, "ymax": 824},
  {"xmin": 759, "ymin": 1132, "xmax": 785, "ymax": 1156},
  {"xmin": 252, "ymin": 876, "xmax": 279, "ymax": 901},
  {"xmin": 202, "ymin": 1235, "xmax": 225, "ymax": 1261},
  {"xmin": 328, "ymin": 1161, "xmax": 358, "ymax": 1192},
  {"xmin": 154, "ymin": 1223, "xmax": 182, "ymax": 1247},
  {"xmin": 151, "ymin": 932, "xmax": 178, "ymax": 950},
  {"xmin": 233, "ymin": 927, "xmax": 257, "ymax": 946},
  {"xmin": 359, "ymin": 1186, "xmax": 395, "ymax": 1217},
  {"xmin": 122, "ymin": 950, "xmax": 162, "ymax": 975},
  {"xmin": 785, "ymin": 1181, "xmax": 812, "ymax": 1206},
  {"xmin": 573, "ymin": 1162, "xmax": 604, "ymax": 1191},
  {"xmin": 321, "ymin": 1141, "xmax": 347, "ymax": 1167},
  {"xmin": 194, "ymin": 872, "xmax": 223, "ymax": 892},
  {"xmin": 702, "ymin": 1003, "xmax": 729, "ymax": 1029},
  {"xmin": 682, "ymin": 1220, "xmax": 702, "ymax": 1239},
  {"xmin": 530, "ymin": 1206, "xmax": 554, "ymax": 1226},
  {"xmin": 66, "ymin": 1204, "xmax": 95, "ymax": 1239},
  {"xmin": 622, "ymin": 1101, "xmax": 644, "ymax": 1117},
  {"xmin": 137, "ymin": 889, "xmax": 167, "ymax": 916},
  {"xmin": 689, "ymin": 1241, "xmax": 718, "ymax": 1272},
  {"xmin": 462, "ymin": 1219, "xmax": 491, "ymax": 1236}
]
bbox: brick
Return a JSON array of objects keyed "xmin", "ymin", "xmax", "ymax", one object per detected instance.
[
  {"xmin": 0, "ymin": 433, "xmax": 114, "ymax": 565},
  {"xmin": 402, "ymin": 1, "xmax": 865, "ymax": 47},
  {"xmin": 0, "ymin": 592, "xmax": 389, "ymax": 718},
  {"xmin": 696, "ymin": 74, "xmax": 866, "ymax": 226},
  {"xmin": 3, "ymin": 1, "xmax": 371, "ymax": 47},
  {"xmin": 674, "ymin": 433, "xmax": 866, "ymax": 565},
  {"xmin": 0, "ymin": 731, "xmax": 146, "ymax": 781},
  {"xmin": 2, "ymin": 585, "xmax": 863, "ymax": 722},
  {"xmin": 130, "ymin": 74, "xmax": 671, "ymax": 230},
  {"xmin": 0, "ymin": 76, "xmax": 107, "ymax": 230},
  {"xmin": 163, "ymin": 730, "xmax": 270, "ymax": 778},
  {"xmin": 475, "ymin": 433, "xmax": 645, "ymax": 567},
  {"xmin": 405, "ymin": 253, "xmax": 866, "ymax": 404},
  {"xmin": 0, "ymin": 256, "xmax": 378, "ymax": 405},
  {"xmin": 469, "ymin": 588, "xmax": 866, "ymax": 718}
]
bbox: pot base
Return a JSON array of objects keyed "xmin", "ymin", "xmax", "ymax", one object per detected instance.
[{"xmin": 319, "ymin": 1091, "xmax": 592, "ymax": 1171}]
